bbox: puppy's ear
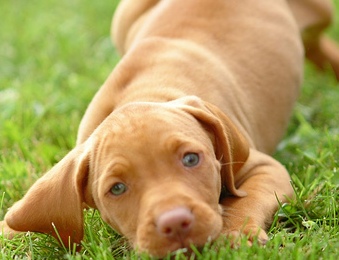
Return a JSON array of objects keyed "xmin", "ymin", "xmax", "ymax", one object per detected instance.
[
  {"xmin": 173, "ymin": 96, "xmax": 249, "ymax": 197},
  {"xmin": 3, "ymin": 142, "xmax": 92, "ymax": 248}
]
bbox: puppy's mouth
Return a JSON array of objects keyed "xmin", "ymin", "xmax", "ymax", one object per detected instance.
[{"xmin": 135, "ymin": 204, "xmax": 222, "ymax": 257}]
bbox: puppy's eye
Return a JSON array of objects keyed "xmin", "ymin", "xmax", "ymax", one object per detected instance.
[
  {"xmin": 182, "ymin": 153, "xmax": 200, "ymax": 167},
  {"xmin": 110, "ymin": 182, "xmax": 127, "ymax": 196}
]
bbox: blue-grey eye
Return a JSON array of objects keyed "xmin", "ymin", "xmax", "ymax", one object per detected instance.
[
  {"xmin": 110, "ymin": 182, "xmax": 127, "ymax": 196},
  {"xmin": 182, "ymin": 153, "xmax": 200, "ymax": 167}
]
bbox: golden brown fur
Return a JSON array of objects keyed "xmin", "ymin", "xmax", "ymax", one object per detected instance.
[{"xmin": 1, "ymin": 0, "xmax": 339, "ymax": 257}]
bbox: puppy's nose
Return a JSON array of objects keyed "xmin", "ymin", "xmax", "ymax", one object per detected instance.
[{"xmin": 157, "ymin": 207, "xmax": 194, "ymax": 239}]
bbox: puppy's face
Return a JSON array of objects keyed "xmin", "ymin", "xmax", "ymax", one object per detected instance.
[
  {"xmin": 2, "ymin": 97, "xmax": 248, "ymax": 257},
  {"xmin": 90, "ymin": 103, "xmax": 223, "ymax": 256}
]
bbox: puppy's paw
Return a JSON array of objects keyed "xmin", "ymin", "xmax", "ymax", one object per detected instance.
[
  {"xmin": 0, "ymin": 220, "xmax": 21, "ymax": 239},
  {"xmin": 224, "ymin": 225, "xmax": 268, "ymax": 247}
]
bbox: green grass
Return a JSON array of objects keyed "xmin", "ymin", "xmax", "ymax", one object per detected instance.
[{"xmin": 1, "ymin": 0, "xmax": 339, "ymax": 259}]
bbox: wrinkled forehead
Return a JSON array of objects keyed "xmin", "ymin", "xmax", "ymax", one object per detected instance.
[
  {"xmin": 105, "ymin": 102, "xmax": 198, "ymax": 135},
  {"xmin": 93, "ymin": 102, "xmax": 211, "ymax": 152}
]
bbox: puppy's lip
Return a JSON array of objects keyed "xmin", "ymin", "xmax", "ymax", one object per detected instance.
[
  {"xmin": 146, "ymin": 239, "xmax": 209, "ymax": 258},
  {"xmin": 154, "ymin": 231, "xmax": 217, "ymax": 256},
  {"xmin": 146, "ymin": 240, "xmax": 193, "ymax": 258},
  {"xmin": 135, "ymin": 219, "xmax": 221, "ymax": 257}
]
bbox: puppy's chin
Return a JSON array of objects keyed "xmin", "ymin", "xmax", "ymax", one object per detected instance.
[
  {"xmin": 135, "ymin": 227, "xmax": 222, "ymax": 258},
  {"xmin": 134, "ymin": 202, "xmax": 223, "ymax": 258}
]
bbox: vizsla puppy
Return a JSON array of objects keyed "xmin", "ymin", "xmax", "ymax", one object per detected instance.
[{"xmin": 1, "ymin": 0, "xmax": 339, "ymax": 257}]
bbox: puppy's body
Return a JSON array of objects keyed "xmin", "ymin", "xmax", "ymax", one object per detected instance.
[
  {"xmin": 1, "ymin": 0, "xmax": 339, "ymax": 257},
  {"xmin": 79, "ymin": 0, "xmax": 303, "ymax": 153}
]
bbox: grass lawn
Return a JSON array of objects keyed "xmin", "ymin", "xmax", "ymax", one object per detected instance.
[{"xmin": 1, "ymin": 0, "xmax": 339, "ymax": 259}]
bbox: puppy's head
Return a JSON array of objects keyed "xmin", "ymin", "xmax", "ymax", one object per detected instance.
[{"xmin": 2, "ymin": 96, "xmax": 249, "ymax": 257}]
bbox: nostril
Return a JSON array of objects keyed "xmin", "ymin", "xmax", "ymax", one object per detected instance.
[
  {"xmin": 163, "ymin": 227, "xmax": 173, "ymax": 235},
  {"xmin": 157, "ymin": 207, "xmax": 194, "ymax": 239},
  {"xmin": 181, "ymin": 220, "xmax": 190, "ymax": 229}
]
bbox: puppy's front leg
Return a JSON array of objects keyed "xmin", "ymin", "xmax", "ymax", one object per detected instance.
[{"xmin": 220, "ymin": 149, "xmax": 293, "ymax": 245}]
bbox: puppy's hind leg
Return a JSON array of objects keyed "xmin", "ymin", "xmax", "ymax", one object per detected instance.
[
  {"xmin": 312, "ymin": 36, "xmax": 339, "ymax": 80},
  {"xmin": 288, "ymin": 0, "xmax": 339, "ymax": 80}
]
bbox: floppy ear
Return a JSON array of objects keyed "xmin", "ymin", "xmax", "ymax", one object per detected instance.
[
  {"xmin": 172, "ymin": 96, "xmax": 249, "ymax": 197},
  {"xmin": 2, "ymin": 142, "xmax": 92, "ymax": 248}
]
